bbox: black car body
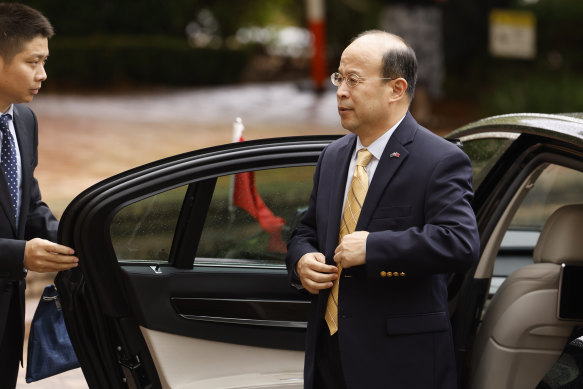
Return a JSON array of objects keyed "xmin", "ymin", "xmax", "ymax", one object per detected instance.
[{"xmin": 56, "ymin": 113, "xmax": 583, "ymax": 388}]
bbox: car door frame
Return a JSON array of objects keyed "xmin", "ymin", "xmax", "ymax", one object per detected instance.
[
  {"xmin": 448, "ymin": 118, "xmax": 583, "ymax": 387},
  {"xmin": 56, "ymin": 135, "xmax": 339, "ymax": 388}
]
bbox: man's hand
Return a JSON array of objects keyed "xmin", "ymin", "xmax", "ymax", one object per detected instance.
[
  {"xmin": 24, "ymin": 238, "xmax": 79, "ymax": 273},
  {"xmin": 296, "ymin": 252, "xmax": 338, "ymax": 294},
  {"xmin": 334, "ymin": 231, "xmax": 369, "ymax": 269}
]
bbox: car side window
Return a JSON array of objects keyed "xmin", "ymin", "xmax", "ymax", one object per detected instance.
[
  {"xmin": 195, "ymin": 166, "xmax": 315, "ymax": 267},
  {"xmin": 110, "ymin": 185, "xmax": 188, "ymax": 262},
  {"xmin": 510, "ymin": 164, "xmax": 583, "ymax": 230},
  {"xmin": 491, "ymin": 164, "xmax": 583, "ymax": 293},
  {"xmin": 461, "ymin": 136, "xmax": 515, "ymax": 189}
]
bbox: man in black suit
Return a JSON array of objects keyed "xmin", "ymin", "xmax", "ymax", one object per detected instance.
[
  {"xmin": 286, "ymin": 31, "xmax": 479, "ymax": 388},
  {"xmin": 0, "ymin": 4, "xmax": 79, "ymax": 387}
]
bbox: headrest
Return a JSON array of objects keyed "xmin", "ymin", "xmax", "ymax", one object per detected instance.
[{"xmin": 534, "ymin": 204, "xmax": 583, "ymax": 264}]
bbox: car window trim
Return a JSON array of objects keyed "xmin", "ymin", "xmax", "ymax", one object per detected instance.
[
  {"xmin": 171, "ymin": 297, "xmax": 309, "ymax": 329},
  {"xmin": 457, "ymin": 132, "xmax": 520, "ymax": 142},
  {"xmin": 170, "ymin": 179, "xmax": 217, "ymax": 269},
  {"xmin": 193, "ymin": 260, "xmax": 286, "ymax": 270}
]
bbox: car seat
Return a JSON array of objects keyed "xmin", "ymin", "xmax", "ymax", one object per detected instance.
[{"xmin": 469, "ymin": 204, "xmax": 583, "ymax": 389}]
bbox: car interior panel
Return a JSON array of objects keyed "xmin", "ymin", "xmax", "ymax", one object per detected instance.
[
  {"xmin": 140, "ymin": 327, "xmax": 303, "ymax": 389},
  {"xmin": 470, "ymin": 204, "xmax": 583, "ymax": 389},
  {"xmin": 472, "ymin": 164, "xmax": 544, "ymax": 281},
  {"xmin": 119, "ymin": 265, "xmax": 308, "ymax": 350}
]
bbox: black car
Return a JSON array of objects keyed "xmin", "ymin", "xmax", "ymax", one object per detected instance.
[{"xmin": 56, "ymin": 113, "xmax": 583, "ymax": 389}]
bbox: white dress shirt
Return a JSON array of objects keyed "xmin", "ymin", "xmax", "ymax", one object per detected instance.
[{"xmin": 342, "ymin": 115, "xmax": 405, "ymax": 212}]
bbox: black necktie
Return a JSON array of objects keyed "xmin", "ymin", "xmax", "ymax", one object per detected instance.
[{"xmin": 1, "ymin": 113, "xmax": 19, "ymax": 219}]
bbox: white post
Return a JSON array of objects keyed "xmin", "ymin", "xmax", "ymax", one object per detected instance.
[{"xmin": 229, "ymin": 117, "xmax": 245, "ymax": 218}]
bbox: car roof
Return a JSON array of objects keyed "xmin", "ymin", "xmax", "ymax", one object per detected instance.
[{"xmin": 448, "ymin": 112, "xmax": 583, "ymax": 147}]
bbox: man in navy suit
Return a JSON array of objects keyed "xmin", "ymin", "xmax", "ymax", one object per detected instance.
[
  {"xmin": 286, "ymin": 31, "xmax": 479, "ymax": 389},
  {"xmin": 0, "ymin": 4, "xmax": 79, "ymax": 387}
]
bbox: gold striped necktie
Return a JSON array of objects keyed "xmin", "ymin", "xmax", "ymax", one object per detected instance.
[{"xmin": 325, "ymin": 148, "xmax": 373, "ymax": 335}]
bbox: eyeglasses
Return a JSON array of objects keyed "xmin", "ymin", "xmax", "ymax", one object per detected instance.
[{"xmin": 330, "ymin": 72, "xmax": 395, "ymax": 88}]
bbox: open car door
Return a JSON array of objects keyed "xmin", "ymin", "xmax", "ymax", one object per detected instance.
[
  {"xmin": 56, "ymin": 136, "xmax": 338, "ymax": 388},
  {"xmin": 447, "ymin": 114, "xmax": 583, "ymax": 388}
]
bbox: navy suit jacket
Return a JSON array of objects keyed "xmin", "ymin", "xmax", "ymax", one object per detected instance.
[
  {"xmin": 286, "ymin": 112, "xmax": 480, "ymax": 389},
  {"xmin": 0, "ymin": 104, "xmax": 58, "ymax": 363}
]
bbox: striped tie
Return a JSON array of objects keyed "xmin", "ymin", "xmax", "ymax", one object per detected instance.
[{"xmin": 325, "ymin": 148, "xmax": 373, "ymax": 335}]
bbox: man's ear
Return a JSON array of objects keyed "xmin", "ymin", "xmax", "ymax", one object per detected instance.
[{"xmin": 390, "ymin": 78, "xmax": 408, "ymax": 102}]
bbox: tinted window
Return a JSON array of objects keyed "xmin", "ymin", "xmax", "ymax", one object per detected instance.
[
  {"xmin": 195, "ymin": 166, "xmax": 315, "ymax": 266},
  {"xmin": 462, "ymin": 137, "xmax": 514, "ymax": 189},
  {"xmin": 491, "ymin": 164, "xmax": 583, "ymax": 293},
  {"xmin": 110, "ymin": 186, "xmax": 187, "ymax": 262},
  {"xmin": 510, "ymin": 164, "xmax": 583, "ymax": 230}
]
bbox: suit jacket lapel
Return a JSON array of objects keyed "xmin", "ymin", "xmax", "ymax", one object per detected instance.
[
  {"xmin": 324, "ymin": 135, "xmax": 356, "ymax": 260},
  {"xmin": 357, "ymin": 112, "xmax": 417, "ymax": 229}
]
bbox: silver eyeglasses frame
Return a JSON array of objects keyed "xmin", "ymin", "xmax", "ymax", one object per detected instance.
[{"xmin": 330, "ymin": 72, "xmax": 395, "ymax": 88}]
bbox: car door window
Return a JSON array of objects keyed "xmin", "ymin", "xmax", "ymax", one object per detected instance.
[
  {"xmin": 491, "ymin": 164, "xmax": 583, "ymax": 293},
  {"xmin": 110, "ymin": 185, "xmax": 187, "ymax": 262},
  {"xmin": 461, "ymin": 135, "xmax": 516, "ymax": 189},
  {"xmin": 108, "ymin": 166, "xmax": 315, "ymax": 265},
  {"xmin": 195, "ymin": 165, "xmax": 315, "ymax": 266}
]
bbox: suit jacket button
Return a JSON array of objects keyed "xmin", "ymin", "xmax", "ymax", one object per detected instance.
[
  {"xmin": 380, "ymin": 271, "xmax": 386, "ymax": 277},
  {"xmin": 400, "ymin": 272, "xmax": 406, "ymax": 277},
  {"xmin": 387, "ymin": 272, "xmax": 393, "ymax": 277},
  {"xmin": 393, "ymin": 272, "xmax": 399, "ymax": 277}
]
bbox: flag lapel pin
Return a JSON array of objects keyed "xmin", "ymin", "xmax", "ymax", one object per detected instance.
[{"xmin": 390, "ymin": 152, "xmax": 400, "ymax": 158}]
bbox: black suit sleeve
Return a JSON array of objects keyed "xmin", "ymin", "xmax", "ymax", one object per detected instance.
[
  {"xmin": 286, "ymin": 146, "xmax": 327, "ymax": 286},
  {"xmin": 0, "ymin": 106, "xmax": 58, "ymax": 280},
  {"xmin": 22, "ymin": 108, "xmax": 59, "ymax": 247},
  {"xmin": 0, "ymin": 238, "xmax": 27, "ymax": 279}
]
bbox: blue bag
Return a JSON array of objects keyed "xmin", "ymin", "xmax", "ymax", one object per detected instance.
[{"xmin": 25, "ymin": 284, "xmax": 80, "ymax": 382}]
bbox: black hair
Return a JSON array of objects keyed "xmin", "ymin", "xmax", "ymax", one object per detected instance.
[{"xmin": 0, "ymin": 3, "xmax": 54, "ymax": 62}]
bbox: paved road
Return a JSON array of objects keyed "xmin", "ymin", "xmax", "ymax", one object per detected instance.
[
  {"xmin": 17, "ymin": 367, "xmax": 86, "ymax": 388},
  {"xmin": 31, "ymin": 82, "xmax": 340, "ymax": 131},
  {"xmin": 29, "ymin": 82, "xmax": 343, "ymax": 217}
]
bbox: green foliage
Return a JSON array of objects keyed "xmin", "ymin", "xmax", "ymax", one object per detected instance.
[
  {"xmin": 203, "ymin": 0, "xmax": 302, "ymax": 36},
  {"xmin": 11, "ymin": 0, "xmax": 301, "ymax": 88},
  {"xmin": 44, "ymin": 36, "xmax": 251, "ymax": 88},
  {"xmin": 11, "ymin": 0, "xmax": 583, "ymax": 113},
  {"xmin": 12, "ymin": 0, "xmax": 198, "ymax": 36},
  {"xmin": 444, "ymin": 0, "xmax": 583, "ymax": 114},
  {"xmin": 476, "ymin": 0, "xmax": 583, "ymax": 115},
  {"xmin": 326, "ymin": 0, "xmax": 383, "ymax": 65},
  {"xmin": 481, "ymin": 68, "xmax": 583, "ymax": 115},
  {"xmin": 14, "ymin": 0, "xmax": 300, "ymax": 37}
]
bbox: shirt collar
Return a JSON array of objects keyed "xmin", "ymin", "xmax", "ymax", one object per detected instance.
[
  {"xmin": 355, "ymin": 114, "xmax": 406, "ymax": 161},
  {"xmin": 1, "ymin": 104, "xmax": 14, "ymax": 117}
]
